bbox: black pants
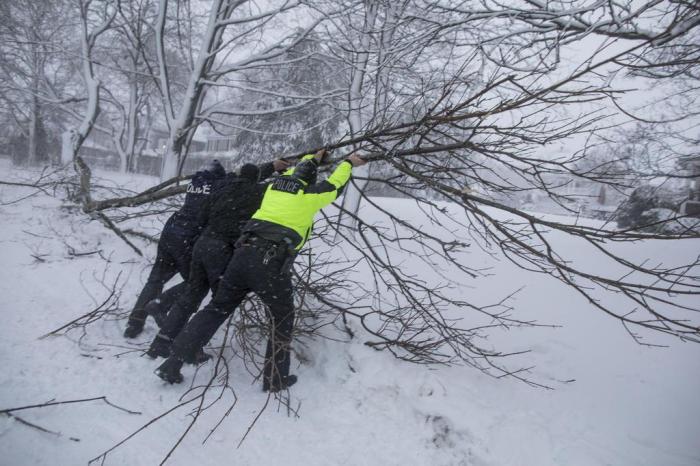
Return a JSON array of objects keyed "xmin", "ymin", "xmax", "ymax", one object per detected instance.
[
  {"xmin": 158, "ymin": 235, "xmax": 234, "ymax": 340},
  {"xmin": 127, "ymin": 231, "xmax": 194, "ymax": 326},
  {"xmin": 170, "ymin": 244, "xmax": 295, "ymax": 386},
  {"xmin": 143, "ymin": 281, "xmax": 187, "ymax": 320}
]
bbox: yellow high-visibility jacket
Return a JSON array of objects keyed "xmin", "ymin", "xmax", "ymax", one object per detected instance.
[{"xmin": 245, "ymin": 155, "xmax": 353, "ymax": 250}]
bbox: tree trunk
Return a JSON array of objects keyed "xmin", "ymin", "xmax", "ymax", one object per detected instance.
[
  {"xmin": 337, "ymin": 3, "xmax": 379, "ymax": 235},
  {"xmin": 158, "ymin": 0, "xmax": 228, "ymax": 180},
  {"xmin": 27, "ymin": 45, "xmax": 40, "ymax": 166},
  {"xmin": 125, "ymin": 78, "xmax": 139, "ymax": 173},
  {"xmin": 27, "ymin": 98, "xmax": 38, "ymax": 166}
]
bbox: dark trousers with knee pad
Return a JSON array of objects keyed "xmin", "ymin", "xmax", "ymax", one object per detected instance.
[
  {"xmin": 170, "ymin": 243, "xmax": 295, "ymax": 387},
  {"xmin": 156, "ymin": 235, "xmax": 234, "ymax": 341}
]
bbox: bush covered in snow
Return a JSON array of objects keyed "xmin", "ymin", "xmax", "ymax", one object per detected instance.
[
  {"xmin": 638, "ymin": 208, "xmax": 700, "ymax": 234},
  {"xmin": 615, "ymin": 184, "xmax": 690, "ymax": 233}
]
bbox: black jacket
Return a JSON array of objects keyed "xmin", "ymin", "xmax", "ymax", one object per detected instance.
[
  {"xmin": 165, "ymin": 169, "xmax": 225, "ymax": 240},
  {"xmin": 199, "ymin": 162, "xmax": 275, "ymax": 244}
]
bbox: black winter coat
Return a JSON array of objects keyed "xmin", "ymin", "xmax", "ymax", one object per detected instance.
[
  {"xmin": 165, "ymin": 169, "xmax": 225, "ymax": 240},
  {"xmin": 199, "ymin": 162, "xmax": 275, "ymax": 244}
]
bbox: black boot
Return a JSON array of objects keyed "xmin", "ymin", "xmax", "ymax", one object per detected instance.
[
  {"xmin": 146, "ymin": 334, "xmax": 172, "ymax": 359},
  {"xmin": 123, "ymin": 319, "xmax": 144, "ymax": 339},
  {"xmin": 144, "ymin": 299, "xmax": 167, "ymax": 328},
  {"xmin": 263, "ymin": 374, "xmax": 298, "ymax": 393},
  {"xmin": 183, "ymin": 348, "xmax": 213, "ymax": 365},
  {"xmin": 156, "ymin": 357, "xmax": 184, "ymax": 384}
]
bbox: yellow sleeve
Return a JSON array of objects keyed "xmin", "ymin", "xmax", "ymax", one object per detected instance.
[
  {"xmin": 304, "ymin": 160, "xmax": 353, "ymax": 210},
  {"xmin": 325, "ymin": 160, "xmax": 352, "ymax": 189}
]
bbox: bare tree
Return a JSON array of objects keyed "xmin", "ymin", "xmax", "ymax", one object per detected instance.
[
  {"xmin": 7, "ymin": 0, "xmax": 698, "ymax": 398},
  {"xmin": 61, "ymin": 0, "xmax": 118, "ymax": 169},
  {"xmin": 99, "ymin": 0, "xmax": 160, "ymax": 173},
  {"xmin": 0, "ymin": 0, "xmax": 73, "ymax": 166},
  {"xmin": 151, "ymin": 0, "xmax": 328, "ymax": 180},
  {"xmin": 8, "ymin": 1, "xmax": 694, "ymax": 462}
]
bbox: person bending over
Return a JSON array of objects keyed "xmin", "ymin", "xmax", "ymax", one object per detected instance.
[
  {"xmin": 156, "ymin": 150, "xmax": 367, "ymax": 391},
  {"xmin": 123, "ymin": 160, "xmax": 226, "ymax": 338},
  {"xmin": 145, "ymin": 159, "xmax": 288, "ymax": 362}
]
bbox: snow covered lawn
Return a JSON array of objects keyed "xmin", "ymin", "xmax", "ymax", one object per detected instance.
[{"xmin": 1, "ymin": 161, "xmax": 699, "ymax": 465}]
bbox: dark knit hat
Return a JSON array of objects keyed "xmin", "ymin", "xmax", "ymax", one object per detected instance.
[
  {"xmin": 239, "ymin": 163, "xmax": 260, "ymax": 182},
  {"xmin": 293, "ymin": 159, "xmax": 317, "ymax": 185},
  {"xmin": 206, "ymin": 159, "xmax": 226, "ymax": 178}
]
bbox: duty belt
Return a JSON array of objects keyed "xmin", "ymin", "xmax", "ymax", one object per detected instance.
[
  {"xmin": 238, "ymin": 233, "xmax": 296, "ymax": 270},
  {"xmin": 239, "ymin": 234, "xmax": 278, "ymax": 251}
]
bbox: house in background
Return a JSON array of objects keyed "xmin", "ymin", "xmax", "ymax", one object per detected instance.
[
  {"xmin": 679, "ymin": 154, "xmax": 700, "ymax": 217},
  {"xmin": 183, "ymin": 135, "xmax": 251, "ymax": 174},
  {"xmin": 78, "ymin": 129, "xmax": 120, "ymax": 170},
  {"xmin": 512, "ymin": 171, "xmax": 629, "ymax": 219},
  {"xmin": 79, "ymin": 127, "xmax": 208, "ymax": 175}
]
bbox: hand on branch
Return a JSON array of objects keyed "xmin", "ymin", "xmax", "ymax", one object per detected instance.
[
  {"xmin": 347, "ymin": 153, "xmax": 368, "ymax": 167},
  {"xmin": 273, "ymin": 159, "xmax": 291, "ymax": 172},
  {"xmin": 313, "ymin": 148, "xmax": 329, "ymax": 164}
]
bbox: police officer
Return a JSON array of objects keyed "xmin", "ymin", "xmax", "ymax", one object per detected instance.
[
  {"xmin": 156, "ymin": 150, "xmax": 368, "ymax": 390},
  {"xmin": 123, "ymin": 160, "xmax": 227, "ymax": 338},
  {"xmin": 145, "ymin": 159, "xmax": 289, "ymax": 361}
]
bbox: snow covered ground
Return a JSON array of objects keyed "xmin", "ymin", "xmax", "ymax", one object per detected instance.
[{"xmin": 1, "ymin": 159, "xmax": 699, "ymax": 466}]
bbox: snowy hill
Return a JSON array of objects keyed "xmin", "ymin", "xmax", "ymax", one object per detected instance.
[{"xmin": 1, "ymin": 161, "xmax": 699, "ymax": 466}]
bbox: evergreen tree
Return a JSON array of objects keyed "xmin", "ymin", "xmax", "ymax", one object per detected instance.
[{"xmin": 228, "ymin": 32, "xmax": 344, "ymax": 159}]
